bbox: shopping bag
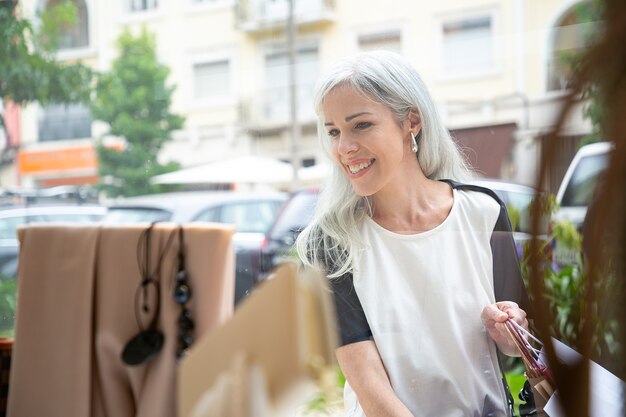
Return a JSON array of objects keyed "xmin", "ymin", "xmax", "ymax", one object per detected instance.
[
  {"xmin": 503, "ymin": 319, "xmax": 555, "ymax": 415},
  {"xmin": 178, "ymin": 263, "xmax": 339, "ymax": 417}
]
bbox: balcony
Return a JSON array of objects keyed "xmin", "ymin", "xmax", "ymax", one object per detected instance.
[
  {"xmin": 239, "ymin": 84, "xmax": 317, "ymax": 132},
  {"xmin": 236, "ymin": 0, "xmax": 335, "ymax": 33}
]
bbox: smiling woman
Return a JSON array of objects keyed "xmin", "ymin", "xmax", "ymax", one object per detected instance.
[
  {"xmin": 323, "ymin": 86, "xmax": 415, "ymax": 197},
  {"xmin": 297, "ymin": 51, "xmax": 530, "ymax": 417}
]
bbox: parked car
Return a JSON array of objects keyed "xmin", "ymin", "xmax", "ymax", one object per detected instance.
[
  {"xmin": 0, "ymin": 204, "xmax": 106, "ymax": 245},
  {"xmin": 471, "ymin": 179, "xmax": 538, "ymax": 231},
  {"xmin": 102, "ymin": 191, "xmax": 287, "ymax": 304},
  {"xmin": 470, "ymin": 178, "xmax": 547, "ymax": 260},
  {"xmin": 0, "ymin": 203, "xmax": 107, "ymax": 334},
  {"xmin": 554, "ymin": 141, "xmax": 612, "ymax": 232},
  {"xmin": 259, "ymin": 188, "xmax": 319, "ymax": 277},
  {"xmin": 0, "ymin": 204, "xmax": 107, "ymax": 279}
]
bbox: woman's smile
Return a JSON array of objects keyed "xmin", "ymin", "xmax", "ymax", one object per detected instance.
[{"xmin": 346, "ymin": 159, "xmax": 375, "ymax": 175}]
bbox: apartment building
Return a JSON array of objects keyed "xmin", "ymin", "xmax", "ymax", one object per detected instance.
[{"xmin": 3, "ymin": 0, "xmax": 593, "ymax": 191}]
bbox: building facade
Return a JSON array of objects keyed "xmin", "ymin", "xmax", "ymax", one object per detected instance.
[{"xmin": 3, "ymin": 0, "xmax": 594, "ymax": 192}]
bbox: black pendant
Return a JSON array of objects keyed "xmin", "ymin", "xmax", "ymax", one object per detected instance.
[{"xmin": 121, "ymin": 329, "xmax": 164, "ymax": 366}]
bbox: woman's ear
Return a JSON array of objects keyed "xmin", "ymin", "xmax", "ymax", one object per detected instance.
[{"xmin": 407, "ymin": 108, "xmax": 421, "ymax": 133}]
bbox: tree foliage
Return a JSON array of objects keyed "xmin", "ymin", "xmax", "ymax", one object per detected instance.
[
  {"xmin": 568, "ymin": 0, "xmax": 605, "ymax": 143},
  {"xmin": 90, "ymin": 28, "xmax": 184, "ymax": 197},
  {"xmin": 0, "ymin": 0, "xmax": 92, "ymax": 162}
]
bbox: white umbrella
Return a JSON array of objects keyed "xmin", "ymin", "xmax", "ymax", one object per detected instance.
[
  {"xmin": 298, "ymin": 163, "xmax": 329, "ymax": 182},
  {"xmin": 150, "ymin": 156, "xmax": 294, "ymax": 185}
]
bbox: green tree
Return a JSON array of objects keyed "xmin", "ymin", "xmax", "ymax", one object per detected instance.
[
  {"xmin": 0, "ymin": 0, "xmax": 92, "ymax": 165},
  {"xmin": 90, "ymin": 28, "xmax": 183, "ymax": 197},
  {"xmin": 566, "ymin": 0, "xmax": 604, "ymax": 143}
]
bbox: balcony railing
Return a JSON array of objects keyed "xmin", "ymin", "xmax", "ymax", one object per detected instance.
[
  {"xmin": 236, "ymin": 0, "xmax": 335, "ymax": 33},
  {"xmin": 239, "ymin": 84, "xmax": 317, "ymax": 130}
]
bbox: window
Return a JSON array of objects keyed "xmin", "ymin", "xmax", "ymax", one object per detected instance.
[
  {"xmin": 194, "ymin": 207, "xmax": 220, "ymax": 222},
  {"xmin": 193, "ymin": 60, "xmax": 231, "ymax": 100},
  {"xmin": 194, "ymin": 201, "xmax": 283, "ymax": 233},
  {"xmin": 218, "ymin": 202, "xmax": 283, "ymax": 233},
  {"xmin": 561, "ymin": 153, "xmax": 608, "ymax": 207},
  {"xmin": 264, "ymin": 44, "xmax": 318, "ymax": 122},
  {"xmin": 102, "ymin": 208, "xmax": 172, "ymax": 224},
  {"xmin": 128, "ymin": 0, "xmax": 158, "ymax": 12},
  {"xmin": 1, "ymin": 210, "xmax": 105, "ymax": 241},
  {"xmin": 547, "ymin": 1, "xmax": 596, "ymax": 91},
  {"xmin": 247, "ymin": 0, "xmax": 324, "ymax": 21},
  {"xmin": 45, "ymin": 0, "xmax": 89, "ymax": 50},
  {"xmin": 440, "ymin": 15, "xmax": 495, "ymax": 77},
  {"xmin": 38, "ymin": 104, "xmax": 92, "ymax": 141},
  {"xmin": 358, "ymin": 31, "xmax": 402, "ymax": 53},
  {"xmin": 259, "ymin": 0, "xmax": 288, "ymax": 20}
]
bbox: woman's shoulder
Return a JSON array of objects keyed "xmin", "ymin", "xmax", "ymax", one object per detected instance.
[
  {"xmin": 441, "ymin": 179, "xmax": 504, "ymax": 206},
  {"xmin": 442, "ymin": 180, "xmax": 503, "ymax": 211},
  {"xmin": 441, "ymin": 180, "xmax": 503, "ymax": 229}
]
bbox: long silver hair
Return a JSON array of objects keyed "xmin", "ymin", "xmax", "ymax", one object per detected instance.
[{"xmin": 296, "ymin": 51, "xmax": 471, "ymax": 277}]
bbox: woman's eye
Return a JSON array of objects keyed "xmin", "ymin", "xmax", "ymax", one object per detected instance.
[
  {"xmin": 327, "ymin": 129, "xmax": 340, "ymax": 138},
  {"xmin": 355, "ymin": 121, "xmax": 372, "ymax": 129}
]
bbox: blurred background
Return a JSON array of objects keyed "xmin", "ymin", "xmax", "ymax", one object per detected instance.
[
  {"xmin": 1, "ymin": 0, "xmax": 599, "ymax": 194},
  {"xmin": 2, "ymin": 1, "xmax": 619, "ymax": 414}
]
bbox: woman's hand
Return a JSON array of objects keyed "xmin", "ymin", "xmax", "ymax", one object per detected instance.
[{"xmin": 481, "ymin": 301, "xmax": 528, "ymax": 356}]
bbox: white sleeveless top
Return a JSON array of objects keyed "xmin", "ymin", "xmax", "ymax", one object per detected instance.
[{"xmin": 343, "ymin": 189, "xmax": 509, "ymax": 417}]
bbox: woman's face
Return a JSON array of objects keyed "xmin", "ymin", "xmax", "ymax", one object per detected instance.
[{"xmin": 322, "ymin": 85, "xmax": 417, "ymax": 197}]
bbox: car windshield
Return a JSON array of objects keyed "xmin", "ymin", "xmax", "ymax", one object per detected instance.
[
  {"xmin": 561, "ymin": 153, "xmax": 609, "ymax": 207},
  {"xmin": 270, "ymin": 192, "xmax": 317, "ymax": 239},
  {"xmin": 102, "ymin": 207, "xmax": 172, "ymax": 223},
  {"xmin": 193, "ymin": 200, "xmax": 283, "ymax": 233}
]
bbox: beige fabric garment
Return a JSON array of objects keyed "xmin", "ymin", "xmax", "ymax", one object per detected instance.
[
  {"xmin": 8, "ymin": 225, "xmax": 100, "ymax": 417},
  {"xmin": 8, "ymin": 223, "xmax": 235, "ymax": 417}
]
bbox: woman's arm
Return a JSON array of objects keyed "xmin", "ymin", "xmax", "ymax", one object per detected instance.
[
  {"xmin": 336, "ymin": 340, "xmax": 414, "ymax": 417},
  {"xmin": 481, "ymin": 301, "xmax": 528, "ymax": 356}
]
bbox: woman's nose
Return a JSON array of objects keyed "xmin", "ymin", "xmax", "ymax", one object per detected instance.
[{"xmin": 336, "ymin": 134, "xmax": 358, "ymax": 156}]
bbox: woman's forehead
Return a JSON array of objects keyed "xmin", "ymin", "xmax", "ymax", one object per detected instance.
[{"xmin": 323, "ymin": 86, "xmax": 381, "ymax": 112}]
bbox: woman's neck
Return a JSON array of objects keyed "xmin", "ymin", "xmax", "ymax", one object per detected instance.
[{"xmin": 370, "ymin": 176, "xmax": 453, "ymax": 234}]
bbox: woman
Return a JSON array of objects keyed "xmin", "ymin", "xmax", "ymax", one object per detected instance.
[{"xmin": 296, "ymin": 51, "xmax": 529, "ymax": 416}]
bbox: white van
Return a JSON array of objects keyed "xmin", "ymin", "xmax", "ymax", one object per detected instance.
[{"xmin": 554, "ymin": 141, "xmax": 613, "ymax": 231}]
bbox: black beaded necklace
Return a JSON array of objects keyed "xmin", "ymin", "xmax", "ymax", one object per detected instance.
[
  {"xmin": 173, "ymin": 227, "xmax": 194, "ymax": 359},
  {"xmin": 121, "ymin": 223, "xmax": 178, "ymax": 366}
]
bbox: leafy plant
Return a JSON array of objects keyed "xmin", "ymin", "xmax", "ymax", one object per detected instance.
[
  {"xmin": 0, "ymin": 277, "xmax": 16, "ymax": 337},
  {"xmin": 506, "ymin": 370, "xmax": 529, "ymax": 416},
  {"xmin": 521, "ymin": 217, "xmax": 619, "ymax": 360},
  {"xmin": 506, "ymin": 205, "xmax": 521, "ymax": 232},
  {"xmin": 528, "ymin": 193, "xmax": 558, "ymax": 219},
  {"xmin": 90, "ymin": 28, "xmax": 184, "ymax": 197}
]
